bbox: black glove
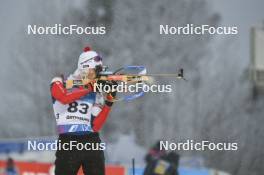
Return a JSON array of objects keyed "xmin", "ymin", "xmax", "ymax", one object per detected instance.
[
  {"xmin": 104, "ymin": 81, "xmax": 118, "ymax": 107},
  {"xmin": 95, "ymin": 65, "xmax": 103, "ymax": 78}
]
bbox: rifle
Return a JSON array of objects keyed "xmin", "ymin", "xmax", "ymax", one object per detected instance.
[{"xmin": 66, "ymin": 65, "xmax": 185, "ymax": 89}]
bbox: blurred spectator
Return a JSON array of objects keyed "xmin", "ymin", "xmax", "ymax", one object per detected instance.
[
  {"xmin": 144, "ymin": 141, "xmax": 180, "ymax": 175},
  {"xmin": 5, "ymin": 158, "xmax": 18, "ymax": 175},
  {"xmin": 145, "ymin": 141, "xmax": 166, "ymax": 164}
]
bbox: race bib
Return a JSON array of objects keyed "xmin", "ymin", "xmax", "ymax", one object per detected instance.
[{"xmin": 154, "ymin": 160, "xmax": 170, "ymax": 175}]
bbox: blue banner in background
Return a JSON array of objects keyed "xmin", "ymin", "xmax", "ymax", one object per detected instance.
[
  {"xmin": 127, "ymin": 167, "xmax": 209, "ymax": 175},
  {"xmin": 178, "ymin": 168, "xmax": 209, "ymax": 175},
  {"xmin": 0, "ymin": 142, "xmax": 25, "ymax": 153},
  {"xmin": 128, "ymin": 168, "xmax": 144, "ymax": 175}
]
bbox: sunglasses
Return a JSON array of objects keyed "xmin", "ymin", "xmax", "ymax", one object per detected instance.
[{"xmin": 90, "ymin": 56, "xmax": 102, "ymax": 62}]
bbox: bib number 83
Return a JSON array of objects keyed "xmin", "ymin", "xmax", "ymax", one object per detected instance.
[{"xmin": 67, "ymin": 102, "xmax": 89, "ymax": 114}]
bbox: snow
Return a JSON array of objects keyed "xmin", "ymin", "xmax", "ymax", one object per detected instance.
[{"xmin": 105, "ymin": 133, "xmax": 146, "ymax": 166}]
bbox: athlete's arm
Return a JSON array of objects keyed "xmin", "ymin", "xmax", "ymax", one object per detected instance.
[
  {"xmin": 92, "ymin": 105, "xmax": 111, "ymax": 132},
  {"xmin": 50, "ymin": 77, "xmax": 93, "ymax": 104},
  {"xmin": 92, "ymin": 93, "xmax": 115, "ymax": 132}
]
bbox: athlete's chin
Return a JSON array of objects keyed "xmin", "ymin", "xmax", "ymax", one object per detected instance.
[{"xmin": 88, "ymin": 74, "xmax": 96, "ymax": 79}]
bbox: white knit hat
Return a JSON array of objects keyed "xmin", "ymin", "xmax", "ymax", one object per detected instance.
[
  {"xmin": 77, "ymin": 46, "xmax": 102, "ymax": 70},
  {"xmin": 69, "ymin": 46, "xmax": 103, "ymax": 80}
]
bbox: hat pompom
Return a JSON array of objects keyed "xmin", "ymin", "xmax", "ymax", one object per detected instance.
[{"xmin": 83, "ymin": 46, "xmax": 91, "ymax": 52}]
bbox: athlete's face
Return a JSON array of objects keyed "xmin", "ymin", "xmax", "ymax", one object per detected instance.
[{"xmin": 87, "ymin": 68, "xmax": 96, "ymax": 79}]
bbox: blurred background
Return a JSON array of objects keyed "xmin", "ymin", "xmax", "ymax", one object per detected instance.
[{"xmin": 0, "ymin": 0, "xmax": 264, "ymax": 175}]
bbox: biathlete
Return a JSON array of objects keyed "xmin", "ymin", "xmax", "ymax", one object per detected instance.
[{"xmin": 50, "ymin": 46, "xmax": 115, "ymax": 175}]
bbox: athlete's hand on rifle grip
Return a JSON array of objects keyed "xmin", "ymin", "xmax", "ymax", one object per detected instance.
[
  {"xmin": 82, "ymin": 82, "xmax": 93, "ymax": 92},
  {"xmin": 105, "ymin": 81, "xmax": 118, "ymax": 107},
  {"xmin": 82, "ymin": 79, "xmax": 96, "ymax": 91}
]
